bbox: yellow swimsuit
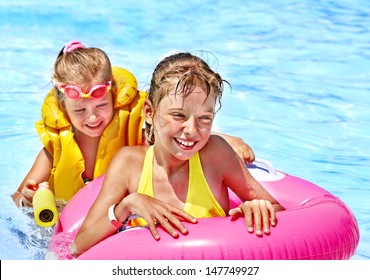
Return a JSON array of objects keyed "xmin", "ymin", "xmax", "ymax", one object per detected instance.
[
  {"xmin": 131, "ymin": 146, "xmax": 226, "ymax": 226},
  {"xmin": 35, "ymin": 66, "xmax": 147, "ymax": 201}
]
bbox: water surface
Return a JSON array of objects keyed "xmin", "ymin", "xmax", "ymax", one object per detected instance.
[{"xmin": 0, "ymin": 0, "xmax": 369, "ymax": 259}]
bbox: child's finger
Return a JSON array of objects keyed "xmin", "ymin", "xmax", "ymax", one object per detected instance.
[
  {"xmin": 251, "ymin": 202, "xmax": 263, "ymax": 236},
  {"xmin": 269, "ymin": 205, "xmax": 277, "ymax": 226},
  {"xmin": 171, "ymin": 207, "xmax": 197, "ymax": 224},
  {"xmin": 241, "ymin": 205, "xmax": 254, "ymax": 233},
  {"xmin": 146, "ymin": 220, "xmax": 161, "ymax": 240},
  {"xmin": 260, "ymin": 202, "xmax": 271, "ymax": 234},
  {"xmin": 228, "ymin": 206, "xmax": 244, "ymax": 218}
]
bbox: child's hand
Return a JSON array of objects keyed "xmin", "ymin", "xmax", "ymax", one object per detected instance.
[
  {"xmin": 20, "ymin": 180, "xmax": 38, "ymax": 207},
  {"xmin": 121, "ymin": 193, "xmax": 197, "ymax": 240},
  {"xmin": 225, "ymin": 135, "xmax": 255, "ymax": 164},
  {"xmin": 20, "ymin": 180, "xmax": 50, "ymax": 207},
  {"xmin": 229, "ymin": 199, "xmax": 276, "ymax": 236}
]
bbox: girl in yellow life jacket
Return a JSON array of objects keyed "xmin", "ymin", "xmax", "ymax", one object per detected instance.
[
  {"xmin": 12, "ymin": 41, "xmax": 255, "ymax": 209},
  {"xmin": 12, "ymin": 40, "xmax": 146, "ymax": 206}
]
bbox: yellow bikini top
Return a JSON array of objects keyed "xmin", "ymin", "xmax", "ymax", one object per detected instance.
[
  {"xmin": 35, "ymin": 66, "xmax": 147, "ymax": 201},
  {"xmin": 130, "ymin": 146, "xmax": 226, "ymax": 227}
]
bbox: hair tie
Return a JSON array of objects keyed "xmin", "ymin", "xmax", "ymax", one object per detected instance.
[{"xmin": 63, "ymin": 40, "xmax": 86, "ymax": 54}]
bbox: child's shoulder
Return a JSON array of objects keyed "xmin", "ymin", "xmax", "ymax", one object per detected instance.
[
  {"xmin": 199, "ymin": 135, "xmax": 237, "ymax": 179},
  {"xmin": 201, "ymin": 135, "xmax": 233, "ymax": 159},
  {"xmin": 205, "ymin": 134, "xmax": 230, "ymax": 149},
  {"xmin": 117, "ymin": 145, "xmax": 147, "ymax": 157},
  {"xmin": 113, "ymin": 145, "xmax": 148, "ymax": 165}
]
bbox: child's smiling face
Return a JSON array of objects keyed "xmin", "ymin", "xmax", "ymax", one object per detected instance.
[
  {"xmin": 153, "ymin": 85, "xmax": 216, "ymax": 160},
  {"xmin": 63, "ymin": 90, "xmax": 114, "ymax": 138}
]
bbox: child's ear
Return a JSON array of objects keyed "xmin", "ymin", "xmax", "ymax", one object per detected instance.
[{"xmin": 143, "ymin": 99, "xmax": 154, "ymax": 125}]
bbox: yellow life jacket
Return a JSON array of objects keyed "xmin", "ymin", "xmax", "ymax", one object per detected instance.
[{"xmin": 35, "ymin": 66, "xmax": 147, "ymax": 201}]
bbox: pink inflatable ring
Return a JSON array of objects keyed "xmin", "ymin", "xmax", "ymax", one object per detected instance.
[{"xmin": 50, "ymin": 159, "xmax": 359, "ymax": 260}]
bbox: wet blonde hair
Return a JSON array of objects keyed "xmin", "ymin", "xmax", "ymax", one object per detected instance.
[
  {"xmin": 146, "ymin": 52, "xmax": 227, "ymax": 144},
  {"xmin": 52, "ymin": 45, "xmax": 116, "ymax": 103}
]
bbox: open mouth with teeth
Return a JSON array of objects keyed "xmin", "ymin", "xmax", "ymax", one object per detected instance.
[
  {"xmin": 86, "ymin": 121, "xmax": 103, "ymax": 129},
  {"xmin": 175, "ymin": 137, "xmax": 197, "ymax": 148}
]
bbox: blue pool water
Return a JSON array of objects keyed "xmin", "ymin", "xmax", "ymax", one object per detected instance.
[{"xmin": 0, "ymin": 0, "xmax": 369, "ymax": 260}]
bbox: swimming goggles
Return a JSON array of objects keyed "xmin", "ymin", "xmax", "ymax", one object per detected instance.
[{"xmin": 55, "ymin": 81, "xmax": 112, "ymax": 100}]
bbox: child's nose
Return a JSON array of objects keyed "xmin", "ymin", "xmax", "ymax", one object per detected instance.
[
  {"xmin": 183, "ymin": 116, "xmax": 197, "ymax": 135},
  {"xmin": 89, "ymin": 114, "xmax": 96, "ymax": 121},
  {"xmin": 87, "ymin": 109, "xmax": 97, "ymax": 120}
]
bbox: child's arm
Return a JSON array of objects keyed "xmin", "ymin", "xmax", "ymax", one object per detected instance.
[
  {"xmin": 210, "ymin": 136, "xmax": 284, "ymax": 235},
  {"xmin": 211, "ymin": 131, "xmax": 255, "ymax": 163},
  {"xmin": 72, "ymin": 146, "xmax": 196, "ymax": 258},
  {"xmin": 227, "ymin": 154, "xmax": 284, "ymax": 235},
  {"xmin": 72, "ymin": 191, "xmax": 196, "ymax": 257},
  {"xmin": 12, "ymin": 148, "xmax": 53, "ymax": 207}
]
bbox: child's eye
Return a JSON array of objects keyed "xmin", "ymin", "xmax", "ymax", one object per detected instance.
[
  {"xmin": 97, "ymin": 103, "xmax": 108, "ymax": 108},
  {"xmin": 171, "ymin": 113, "xmax": 185, "ymax": 120},
  {"xmin": 73, "ymin": 108, "xmax": 85, "ymax": 114},
  {"xmin": 199, "ymin": 115, "xmax": 214, "ymax": 122}
]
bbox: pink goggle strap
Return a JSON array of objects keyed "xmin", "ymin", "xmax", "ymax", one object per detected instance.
[{"xmin": 63, "ymin": 40, "xmax": 86, "ymax": 54}]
